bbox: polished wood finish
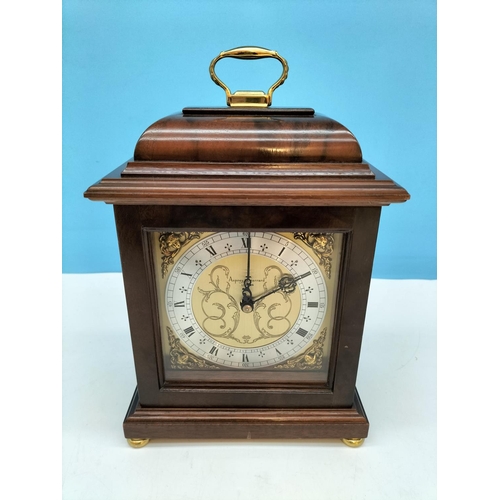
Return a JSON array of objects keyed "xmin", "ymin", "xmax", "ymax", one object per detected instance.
[
  {"xmin": 84, "ymin": 105, "xmax": 410, "ymax": 441},
  {"xmin": 120, "ymin": 160, "xmax": 375, "ymax": 178},
  {"xmin": 123, "ymin": 387, "xmax": 369, "ymax": 440},
  {"xmin": 113, "ymin": 205, "xmax": 379, "ymax": 409},
  {"xmin": 85, "ymin": 162, "xmax": 407, "ymax": 206},
  {"xmin": 133, "ymin": 108, "xmax": 362, "ymax": 163},
  {"xmin": 85, "ymin": 108, "xmax": 409, "ymax": 206}
]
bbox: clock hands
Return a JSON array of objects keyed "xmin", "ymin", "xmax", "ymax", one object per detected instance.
[
  {"xmin": 240, "ymin": 232, "xmax": 254, "ymax": 313},
  {"xmin": 240, "ymin": 234, "xmax": 310, "ymax": 312},
  {"xmin": 249, "ymin": 271, "xmax": 311, "ymax": 305}
]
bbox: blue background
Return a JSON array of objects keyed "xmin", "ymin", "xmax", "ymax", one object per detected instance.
[{"xmin": 63, "ymin": 0, "xmax": 436, "ymax": 278}]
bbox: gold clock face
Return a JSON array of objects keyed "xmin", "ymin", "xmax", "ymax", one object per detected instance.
[{"xmin": 151, "ymin": 231, "xmax": 342, "ymax": 373}]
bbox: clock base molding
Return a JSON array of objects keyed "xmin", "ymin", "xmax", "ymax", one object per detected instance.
[{"xmin": 123, "ymin": 388, "xmax": 369, "ymax": 442}]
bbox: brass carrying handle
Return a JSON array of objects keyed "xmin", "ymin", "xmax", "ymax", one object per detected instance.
[{"xmin": 209, "ymin": 46, "xmax": 289, "ymax": 107}]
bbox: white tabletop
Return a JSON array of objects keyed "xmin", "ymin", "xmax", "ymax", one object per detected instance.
[{"xmin": 62, "ymin": 274, "xmax": 436, "ymax": 499}]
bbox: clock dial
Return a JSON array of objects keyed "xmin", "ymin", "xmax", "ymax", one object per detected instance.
[
  {"xmin": 165, "ymin": 232, "xmax": 327, "ymax": 368},
  {"xmin": 151, "ymin": 230, "xmax": 343, "ymax": 376}
]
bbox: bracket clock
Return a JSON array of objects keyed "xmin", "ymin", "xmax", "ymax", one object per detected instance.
[{"xmin": 84, "ymin": 47, "xmax": 410, "ymax": 447}]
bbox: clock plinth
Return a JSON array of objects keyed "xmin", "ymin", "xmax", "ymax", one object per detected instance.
[{"xmin": 123, "ymin": 388, "xmax": 369, "ymax": 442}]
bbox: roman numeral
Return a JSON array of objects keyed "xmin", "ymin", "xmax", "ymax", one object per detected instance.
[
  {"xmin": 278, "ymin": 247, "xmax": 285, "ymax": 256},
  {"xmin": 296, "ymin": 328, "xmax": 308, "ymax": 337},
  {"xmin": 174, "ymin": 301, "xmax": 185, "ymax": 307},
  {"xmin": 275, "ymin": 348, "xmax": 282, "ymax": 355},
  {"xmin": 184, "ymin": 326, "xmax": 195, "ymax": 337},
  {"xmin": 205, "ymin": 245, "xmax": 217, "ymax": 256},
  {"xmin": 300, "ymin": 271, "xmax": 312, "ymax": 278},
  {"xmin": 241, "ymin": 238, "xmax": 250, "ymax": 248},
  {"xmin": 242, "ymin": 354, "xmax": 249, "ymax": 362},
  {"xmin": 181, "ymin": 272, "xmax": 192, "ymax": 277},
  {"xmin": 308, "ymin": 302, "xmax": 318, "ymax": 308},
  {"xmin": 209, "ymin": 346, "xmax": 218, "ymax": 356}
]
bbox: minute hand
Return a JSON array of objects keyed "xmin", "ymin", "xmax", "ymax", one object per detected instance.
[
  {"xmin": 240, "ymin": 232, "xmax": 253, "ymax": 312},
  {"xmin": 252, "ymin": 271, "xmax": 311, "ymax": 303}
]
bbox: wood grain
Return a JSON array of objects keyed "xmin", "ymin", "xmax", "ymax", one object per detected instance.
[
  {"xmin": 84, "ymin": 105, "xmax": 410, "ymax": 441},
  {"xmin": 123, "ymin": 387, "xmax": 369, "ymax": 440}
]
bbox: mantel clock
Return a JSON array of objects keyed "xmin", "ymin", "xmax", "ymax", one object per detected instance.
[{"xmin": 84, "ymin": 47, "xmax": 410, "ymax": 447}]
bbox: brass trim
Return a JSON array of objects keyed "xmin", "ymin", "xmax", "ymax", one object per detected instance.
[
  {"xmin": 127, "ymin": 438, "xmax": 150, "ymax": 448},
  {"xmin": 294, "ymin": 233, "xmax": 336, "ymax": 279},
  {"xmin": 342, "ymin": 438, "xmax": 365, "ymax": 448},
  {"xmin": 167, "ymin": 325, "xmax": 327, "ymax": 371},
  {"xmin": 209, "ymin": 46, "xmax": 289, "ymax": 107},
  {"xmin": 167, "ymin": 327, "xmax": 220, "ymax": 370},
  {"xmin": 274, "ymin": 328, "xmax": 327, "ymax": 370},
  {"xmin": 159, "ymin": 232, "xmax": 202, "ymax": 278}
]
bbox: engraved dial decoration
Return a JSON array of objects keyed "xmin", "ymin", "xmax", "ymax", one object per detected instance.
[{"xmin": 165, "ymin": 232, "xmax": 328, "ymax": 369}]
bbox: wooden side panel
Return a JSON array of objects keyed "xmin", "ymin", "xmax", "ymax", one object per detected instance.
[{"xmin": 331, "ymin": 207, "xmax": 381, "ymax": 406}]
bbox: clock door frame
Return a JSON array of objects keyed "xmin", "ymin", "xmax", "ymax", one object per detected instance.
[{"xmin": 114, "ymin": 204, "xmax": 380, "ymax": 409}]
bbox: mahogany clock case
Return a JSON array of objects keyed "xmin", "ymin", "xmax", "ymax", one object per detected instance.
[
  {"xmin": 116, "ymin": 204, "xmax": 378, "ymax": 440},
  {"xmin": 84, "ymin": 106, "xmax": 409, "ymax": 440},
  {"xmin": 114, "ymin": 203, "xmax": 380, "ymax": 409}
]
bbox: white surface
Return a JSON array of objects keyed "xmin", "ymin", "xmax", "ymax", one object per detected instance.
[{"xmin": 62, "ymin": 274, "xmax": 436, "ymax": 500}]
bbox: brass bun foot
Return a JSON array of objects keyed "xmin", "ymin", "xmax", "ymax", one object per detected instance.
[
  {"xmin": 127, "ymin": 438, "xmax": 150, "ymax": 448},
  {"xmin": 342, "ymin": 438, "xmax": 365, "ymax": 448}
]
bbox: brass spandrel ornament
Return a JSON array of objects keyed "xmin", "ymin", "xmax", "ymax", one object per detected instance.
[
  {"xmin": 275, "ymin": 327, "xmax": 327, "ymax": 370},
  {"xmin": 294, "ymin": 233, "xmax": 336, "ymax": 279},
  {"xmin": 167, "ymin": 327, "xmax": 220, "ymax": 370},
  {"xmin": 167, "ymin": 325, "xmax": 327, "ymax": 372},
  {"xmin": 159, "ymin": 232, "xmax": 203, "ymax": 278}
]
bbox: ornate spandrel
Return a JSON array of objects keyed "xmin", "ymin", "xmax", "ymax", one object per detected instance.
[
  {"xmin": 167, "ymin": 327, "xmax": 219, "ymax": 370},
  {"xmin": 168, "ymin": 326, "xmax": 327, "ymax": 371},
  {"xmin": 294, "ymin": 233, "xmax": 335, "ymax": 279},
  {"xmin": 159, "ymin": 232, "xmax": 202, "ymax": 278},
  {"xmin": 275, "ymin": 328, "xmax": 327, "ymax": 370}
]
